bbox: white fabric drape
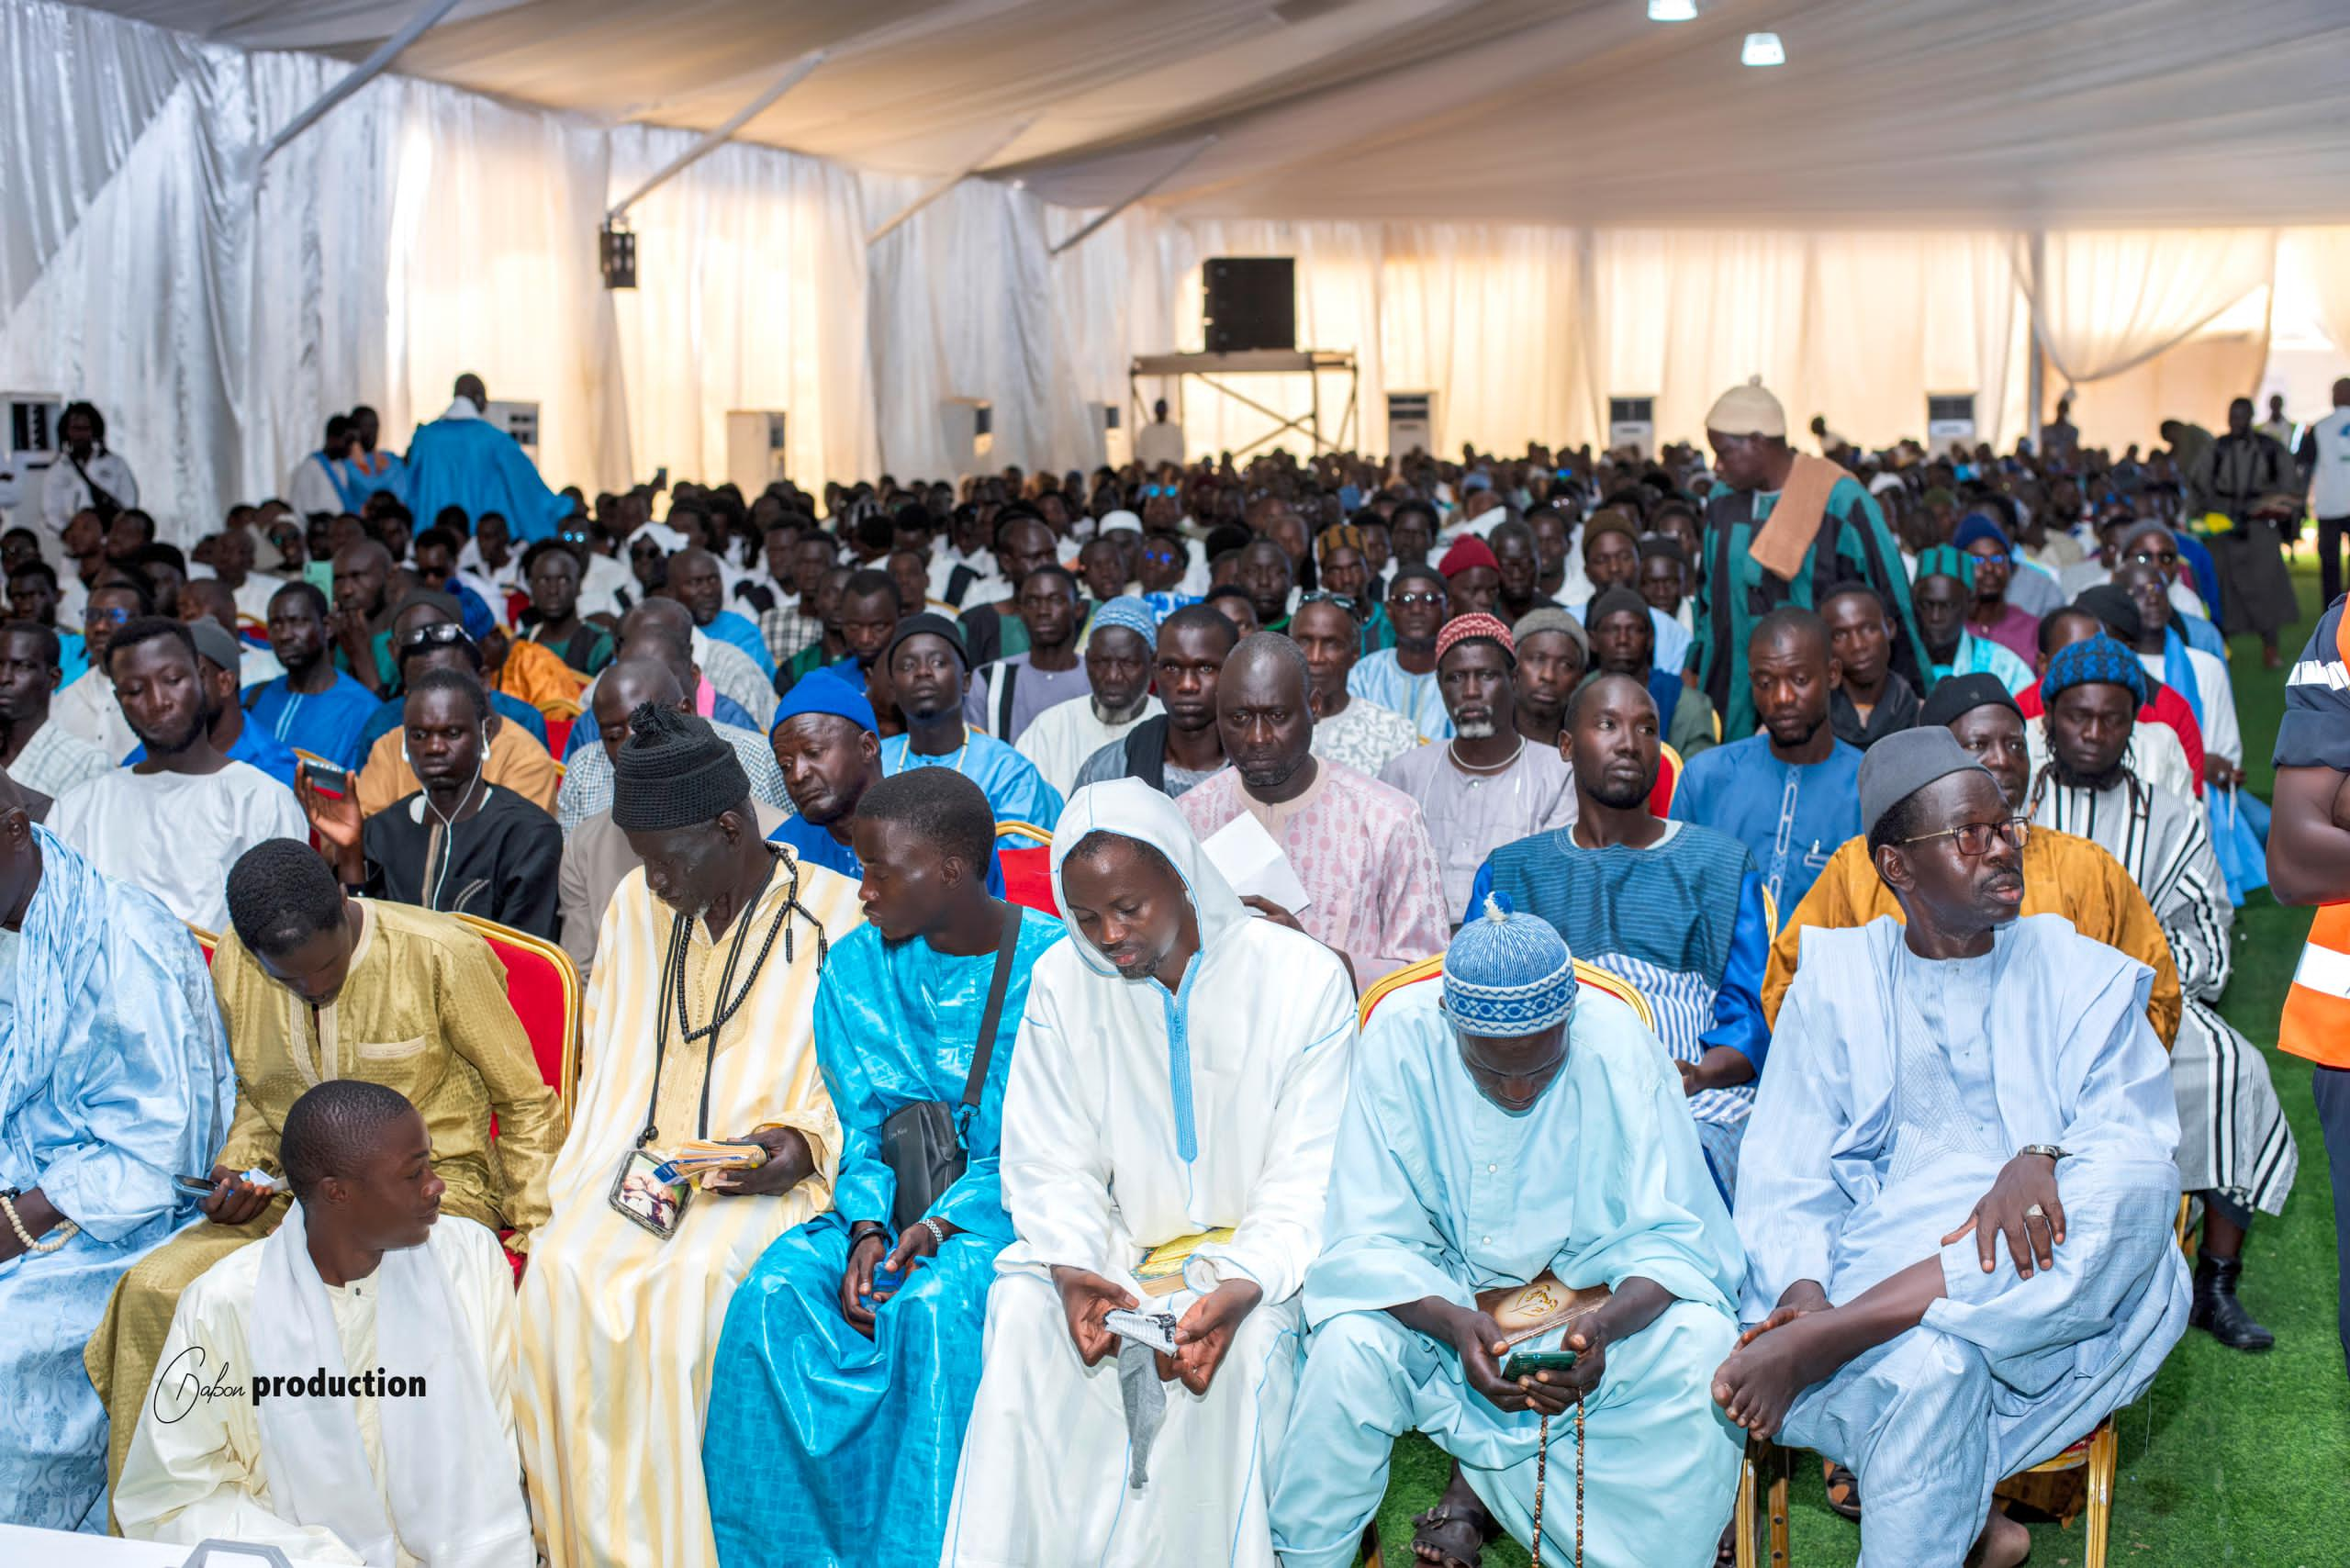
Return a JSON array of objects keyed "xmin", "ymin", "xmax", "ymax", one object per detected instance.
[
  {"xmin": 2022, "ymin": 229, "xmax": 2278, "ymax": 387},
  {"xmin": 609, "ymin": 129, "xmax": 877, "ymax": 497},
  {"xmin": 2289, "ymin": 228, "xmax": 2350, "ymax": 374}
]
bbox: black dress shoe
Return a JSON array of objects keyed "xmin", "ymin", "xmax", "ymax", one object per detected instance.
[{"xmin": 2188, "ymin": 1254, "xmax": 2276, "ymax": 1351}]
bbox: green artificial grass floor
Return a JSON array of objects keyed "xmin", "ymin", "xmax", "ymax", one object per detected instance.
[{"xmin": 1371, "ymin": 564, "xmax": 2350, "ymax": 1566}]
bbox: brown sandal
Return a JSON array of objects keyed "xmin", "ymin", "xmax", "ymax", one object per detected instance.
[
  {"xmin": 1409, "ymin": 1503, "xmax": 1496, "ymax": 1568},
  {"xmin": 1822, "ymin": 1458, "xmax": 1863, "ymax": 1521}
]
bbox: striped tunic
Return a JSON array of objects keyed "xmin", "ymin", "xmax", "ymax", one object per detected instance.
[
  {"xmin": 2028, "ymin": 768, "xmax": 2297, "ymax": 1214},
  {"xmin": 516, "ymin": 854, "xmax": 860, "ymax": 1566}
]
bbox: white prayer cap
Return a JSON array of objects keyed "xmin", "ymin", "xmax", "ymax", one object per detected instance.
[{"xmin": 1704, "ymin": 378, "xmax": 1786, "ymax": 440}]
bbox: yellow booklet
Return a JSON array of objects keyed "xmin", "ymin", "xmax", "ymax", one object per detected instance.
[{"xmin": 1135, "ymin": 1227, "xmax": 1237, "ymax": 1298}]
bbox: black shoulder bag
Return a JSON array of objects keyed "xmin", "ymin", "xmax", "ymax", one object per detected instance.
[{"xmin": 878, "ymin": 903, "xmax": 1021, "ymax": 1231}]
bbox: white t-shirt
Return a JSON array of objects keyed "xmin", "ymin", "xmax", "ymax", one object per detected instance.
[
  {"xmin": 49, "ymin": 762, "xmax": 308, "ymax": 933},
  {"xmin": 2306, "ymin": 409, "xmax": 2350, "ymax": 520},
  {"xmin": 1135, "ymin": 421, "xmax": 1186, "ymax": 469}
]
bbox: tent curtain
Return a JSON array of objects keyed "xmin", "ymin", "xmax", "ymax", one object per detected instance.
[
  {"xmin": 2020, "ymin": 228, "xmax": 2279, "ymax": 387},
  {"xmin": 5, "ymin": 0, "xmax": 2343, "ymax": 539}
]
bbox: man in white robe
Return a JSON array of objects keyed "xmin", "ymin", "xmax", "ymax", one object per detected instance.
[
  {"xmin": 1015, "ymin": 596, "xmax": 1161, "ymax": 797},
  {"xmin": 516, "ymin": 705, "xmax": 859, "ymax": 1567},
  {"xmin": 944, "ymin": 780, "xmax": 1357, "ymax": 1567},
  {"xmin": 117, "ymin": 1081, "xmax": 532, "ymax": 1566},
  {"xmin": 1718, "ymin": 729, "xmax": 2189, "ymax": 1568}
]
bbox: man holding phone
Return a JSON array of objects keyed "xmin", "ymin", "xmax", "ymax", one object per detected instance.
[{"xmin": 1270, "ymin": 894, "xmax": 1744, "ymax": 1568}]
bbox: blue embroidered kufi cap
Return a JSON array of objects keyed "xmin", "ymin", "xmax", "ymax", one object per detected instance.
[{"xmin": 1441, "ymin": 891, "xmax": 1578, "ymax": 1036}]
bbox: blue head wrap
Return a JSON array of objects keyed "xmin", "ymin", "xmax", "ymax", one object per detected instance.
[
  {"xmin": 769, "ymin": 670, "xmax": 877, "ymax": 738},
  {"xmin": 1441, "ymin": 891, "xmax": 1578, "ymax": 1036},
  {"xmin": 1087, "ymin": 594, "xmax": 1158, "ymax": 650},
  {"xmin": 1952, "ymin": 511, "xmax": 2012, "ymax": 554},
  {"xmin": 2041, "ymin": 633, "xmax": 2149, "ymax": 709}
]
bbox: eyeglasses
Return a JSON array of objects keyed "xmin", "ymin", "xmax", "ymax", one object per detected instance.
[
  {"xmin": 85, "ymin": 605, "xmax": 130, "ymax": 627},
  {"xmin": 2127, "ymin": 548, "xmax": 2178, "ymax": 567},
  {"xmin": 1898, "ymin": 817, "xmax": 2030, "ymax": 857},
  {"xmin": 1969, "ymin": 551, "xmax": 2013, "ymax": 566},
  {"xmin": 1140, "ymin": 484, "xmax": 1179, "ymax": 499},
  {"xmin": 397, "ymin": 622, "xmax": 472, "ymax": 653},
  {"xmin": 1141, "ymin": 548, "xmax": 1183, "ymax": 565}
]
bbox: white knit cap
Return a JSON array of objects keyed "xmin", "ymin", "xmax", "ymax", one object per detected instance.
[{"xmin": 1704, "ymin": 378, "xmax": 1787, "ymax": 440}]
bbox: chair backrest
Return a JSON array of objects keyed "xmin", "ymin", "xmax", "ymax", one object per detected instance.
[
  {"xmin": 543, "ymin": 716, "xmax": 575, "ymax": 757},
  {"xmin": 450, "ymin": 913, "xmax": 580, "ymax": 1109},
  {"xmin": 187, "ymin": 923, "xmax": 218, "ymax": 965},
  {"xmin": 1651, "ymin": 742, "xmax": 1683, "ymax": 818},
  {"xmin": 995, "ymin": 821, "xmax": 1058, "ymax": 914},
  {"xmin": 1357, "ymin": 953, "xmax": 1656, "ymax": 1033}
]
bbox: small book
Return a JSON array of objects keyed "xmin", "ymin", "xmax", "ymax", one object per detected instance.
[
  {"xmin": 1473, "ymin": 1271, "xmax": 1613, "ymax": 1350},
  {"xmin": 1134, "ymin": 1227, "xmax": 1237, "ymax": 1298},
  {"xmin": 650, "ymin": 1139, "xmax": 768, "ymax": 1185}
]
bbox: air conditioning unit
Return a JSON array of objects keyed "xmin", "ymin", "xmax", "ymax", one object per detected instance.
[
  {"xmin": 724, "ymin": 410, "xmax": 789, "ymax": 495},
  {"xmin": 1926, "ymin": 393, "xmax": 1976, "ymax": 452},
  {"xmin": 2, "ymin": 396, "xmax": 62, "ymax": 515},
  {"xmin": 941, "ymin": 398, "xmax": 993, "ymax": 475},
  {"xmin": 484, "ymin": 399, "xmax": 540, "ymax": 454},
  {"xmin": 1608, "ymin": 396, "xmax": 1656, "ymax": 458},
  {"xmin": 1387, "ymin": 391, "xmax": 1437, "ymax": 463},
  {"xmin": 1099, "ymin": 403, "xmax": 1128, "ymax": 468}
]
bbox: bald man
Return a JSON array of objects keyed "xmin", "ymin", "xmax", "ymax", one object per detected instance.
[
  {"xmin": 1178, "ymin": 633, "xmax": 1448, "ymax": 989},
  {"xmin": 555, "ymin": 657, "xmax": 786, "ymax": 977}
]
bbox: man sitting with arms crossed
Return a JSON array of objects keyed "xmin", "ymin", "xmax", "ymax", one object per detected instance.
[
  {"xmin": 0, "ymin": 773, "xmax": 232, "ymax": 1532},
  {"xmin": 1717, "ymin": 727, "xmax": 2190, "ymax": 1568},
  {"xmin": 1181, "ymin": 633, "xmax": 1449, "ymax": 990},
  {"xmin": 1473, "ymin": 672, "xmax": 1770, "ymax": 1198},
  {"xmin": 116, "ymin": 1081, "xmax": 532, "ymax": 1565},
  {"xmin": 944, "ymin": 780, "xmax": 1356, "ymax": 1566},
  {"xmin": 1270, "ymin": 894, "xmax": 1744, "ymax": 1568},
  {"xmin": 704, "ymin": 770, "xmax": 1063, "ymax": 1568}
]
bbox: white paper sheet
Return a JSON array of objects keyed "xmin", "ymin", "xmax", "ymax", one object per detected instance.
[{"xmin": 1199, "ymin": 811, "xmax": 1315, "ymax": 916}]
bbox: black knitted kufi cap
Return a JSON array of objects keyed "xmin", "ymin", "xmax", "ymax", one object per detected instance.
[{"xmin": 611, "ymin": 702, "xmax": 750, "ymax": 831}]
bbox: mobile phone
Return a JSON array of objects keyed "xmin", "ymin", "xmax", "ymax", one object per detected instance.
[
  {"xmin": 173, "ymin": 1173, "xmax": 218, "ymax": 1196},
  {"xmin": 298, "ymin": 759, "xmax": 352, "ymax": 798},
  {"xmin": 1500, "ymin": 1348, "xmax": 1580, "ymax": 1383}
]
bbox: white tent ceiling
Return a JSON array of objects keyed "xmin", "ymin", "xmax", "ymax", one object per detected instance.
[{"xmin": 69, "ymin": 0, "xmax": 2350, "ymax": 226}]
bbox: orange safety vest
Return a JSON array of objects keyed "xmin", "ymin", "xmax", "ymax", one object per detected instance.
[{"xmin": 2279, "ymin": 607, "xmax": 2350, "ymax": 1069}]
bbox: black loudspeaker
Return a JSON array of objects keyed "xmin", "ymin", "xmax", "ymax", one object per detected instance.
[{"xmin": 1203, "ymin": 257, "xmax": 1295, "ymax": 353}]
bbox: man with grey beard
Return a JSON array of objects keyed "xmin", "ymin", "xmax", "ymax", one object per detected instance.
[{"xmin": 1378, "ymin": 613, "xmax": 1576, "ymax": 924}]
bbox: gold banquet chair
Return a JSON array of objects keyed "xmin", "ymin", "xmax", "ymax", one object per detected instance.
[{"xmin": 1733, "ymin": 1196, "xmax": 2195, "ymax": 1568}]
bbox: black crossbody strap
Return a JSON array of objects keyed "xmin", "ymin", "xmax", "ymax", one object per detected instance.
[{"xmin": 960, "ymin": 902, "xmax": 1023, "ymax": 1111}]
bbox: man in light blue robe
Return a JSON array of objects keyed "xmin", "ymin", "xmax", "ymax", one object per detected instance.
[
  {"xmin": 1716, "ymin": 729, "xmax": 2190, "ymax": 1568},
  {"xmin": 1270, "ymin": 894, "xmax": 1745, "ymax": 1568},
  {"xmin": 705, "ymin": 769, "xmax": 1060, "ymax": 1568},
  {"xmin": 397, "ymin": 375, "xmax": 569, "ymax": 543},
  {"xmin": 0, "ymin": 801, "xmax": 234, "ymax": 1532}
]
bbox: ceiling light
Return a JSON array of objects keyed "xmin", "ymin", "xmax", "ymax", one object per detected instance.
[
  {"xmin": 1741, "ymin": 31, "xmax": 1785, "ymax": 66},
  {"xmin": 1648, "ymin": 0, "xmax": 1696, "ymax": 20}
]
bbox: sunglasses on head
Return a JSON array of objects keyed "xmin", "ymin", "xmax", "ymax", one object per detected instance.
[
  {"xmin": 1298, "ymin": 590, "xmax": 1358, "ymax": 612},
  {"xmin": 397, "ymin": 622, "xmax": 471, "ymax": 653}
]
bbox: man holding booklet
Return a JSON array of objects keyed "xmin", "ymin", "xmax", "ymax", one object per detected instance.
[
  {"xmin": 942, "ymin": 779, "xmax": 1357, "ymax": 1566},
  {"xmin": 1179, "ymin": 632, "xmax": 1449, "ymax": 990}
]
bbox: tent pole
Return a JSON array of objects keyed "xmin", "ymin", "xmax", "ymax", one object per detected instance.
[
  {"xmin": 2025, "ymin": 230, "xmax": 2047, "ymax": 449},
  {"xmin": 606, "ymin": 50, "xmax": 827, "ymax": 222},
  {"xmin": 867, "ymin": 118, "xmax": 1038, "ymax": 247},
  {"xmin": 1046, "ymin": 137, "xmax": 1217, "ymax": 259},
  {"xmin": 261, "ymin": 0, "xmax": 466, "ymax": 163}
]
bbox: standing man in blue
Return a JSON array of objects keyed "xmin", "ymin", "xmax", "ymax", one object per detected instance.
[
  {"xmin": 1672, "ymin": 608, "xmax": 1863, "ymax": 913},
  {"xmin": 1270, "ymin": 893, "xmax": 1744, "ymax": 1568},
  {"xmin": 1718, "ymin": 729, "xmax": 2189, "ymax": 1568},
  {"xmin": 705, "ymin": 769, "xmax": 1061, "ymax": 1568},
  {"xmin": 880, "ymin": 613, "xmax": 1062, "ymax": 840},
  {"xmin": 398, "ymin": 374, "xmax": 568, "ymax": 543},
  {"xmin": 0, "ymin": 773, "xmax": 234, "ymax": 1531},
  {"xmin": 1474, "ymin": 672, "xmax": 1771, "ymax": 1198}
]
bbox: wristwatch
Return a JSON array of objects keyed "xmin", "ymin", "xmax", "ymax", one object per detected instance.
[{"xmin": 2017, "ymin": 1144, "xmax": 2069, "ymax": 1163}]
